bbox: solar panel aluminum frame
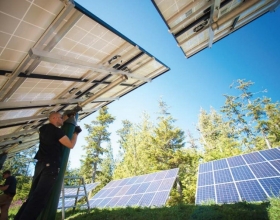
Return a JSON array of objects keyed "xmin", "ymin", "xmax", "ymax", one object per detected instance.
[{"xmin": 0, "ymin": 0, "xmax": 170, "ymax": 158}]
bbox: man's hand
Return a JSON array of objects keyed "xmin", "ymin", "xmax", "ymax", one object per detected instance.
[{"xmin": 74, "ymin": 126, "xmax": 82, "ymax": 134}]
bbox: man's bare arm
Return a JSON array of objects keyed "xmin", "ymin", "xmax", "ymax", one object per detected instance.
[{"xmin": 59, "ymin": 133, "xmax": 78, "ymax": 149}]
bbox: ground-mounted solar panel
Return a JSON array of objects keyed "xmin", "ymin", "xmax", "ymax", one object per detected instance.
[
  {"xmin": 196, "ymin": 147, "xmax": 280, "ymax": 204},
  {"xmin": 152, "ymin": 0, "xmax": 280, "ymax": 58},
  {"xmin": 57, "ymin": 182, "xmax": 99, "ymax": 209},
  {"xmin": 85, "ymin": 168, "xmax": 179, "ymax": 209},
  {"xmin": 0, "ymin": 0, "xmax": 169, "ymax": 161}
]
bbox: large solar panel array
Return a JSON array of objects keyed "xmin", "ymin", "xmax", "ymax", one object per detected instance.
[
  {"xmin": 152, "ymin": 0, "xmax": 280, "ymax": 58},
  {"xmin": 58, "ymin": 182, "xmax": 99, "ymax": 209},
  {"xmin": 196, "ymin": 147, "xmax": 280, "ymax": 204},
  {"xmin": 0, "ymin": 0, "xmax": 169, "ymax": 159},
  {"xmin": 85, "ymin": 168, "xmax": 179, "ymax": 209}
]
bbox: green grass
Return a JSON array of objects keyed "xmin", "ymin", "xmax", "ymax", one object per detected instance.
[{"xmin": 7, "ymin": 197, "xmax": 280, "ymax": 220}]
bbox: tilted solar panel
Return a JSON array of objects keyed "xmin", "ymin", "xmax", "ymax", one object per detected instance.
[
  {"xmin": 152, "ymin": 0, "xmax": 280, "ymax": 58},
  {"xmin": 84, "ymin": 168, "xmax": 179, "ymax": 209},
  {"xmin": 0, "ymin": 0, "xmax": 170, "ymax": 159},
  {"xmin": 57, "ymin": 182, "xmax": 99, "ymax": 209},
  {"xmin": 196, "ymin": 147, "xmax": 280, "ymax": 204}
]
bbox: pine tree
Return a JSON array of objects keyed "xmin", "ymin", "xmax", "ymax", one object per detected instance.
[
  {"xmin": 198, "ymin": 108, "xmax": 241, "ymax": 161},
  {"xmin": 221, "ymin": 79, "xmax": 279, "ymax": 151},
  {"xmin": 80, "ymin": 106, "xmax": 115, "ymax": 183}
]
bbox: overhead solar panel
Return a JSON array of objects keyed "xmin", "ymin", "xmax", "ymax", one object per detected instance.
[
  {"xmin": 196, "ymin": 147, "xmax": 280, "ymax": 204},
  {"xmin": 84, "ymin": 168, "xmax": 179, "ymax": 209},
  {"xmin": 0, "ymin": 0, "xmax": 169, "ymax": 159},
  {"xmin": 152, "ymin": 0, "xmax": 280, "ymax": 58}
]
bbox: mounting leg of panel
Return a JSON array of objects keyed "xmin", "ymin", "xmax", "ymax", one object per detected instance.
[{"xmin": 208, "ymin": 0, "xmax": 221, "ymax": 48}]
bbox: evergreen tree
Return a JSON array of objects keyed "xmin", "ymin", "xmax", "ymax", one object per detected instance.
[
  {"xmin": 221, "ymin": 79, "xmax": 279, "ymax": 151},
  {"xmin": 197, "ymin": 108, "xmax": 241, "ymax": 161},
  {"xmin": 114, "ymin": 113, "xmax": 154, "ymax": 178},
  {"xmin": 95, "ymin": 143, "xmax": 115, "ymax": 186},
  {"xmin": 80, "ymin": 106, "xmax": 115, "ymax": 183},
  {"xmin": 150, "ymin": 100, "xmax": 185, "ymax": 170}
]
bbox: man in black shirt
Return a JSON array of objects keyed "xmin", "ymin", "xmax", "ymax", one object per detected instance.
[
  {"xmin": 15, "ymin": 112, "xmax": 82, "ymax": 220},
  {"xmin": 0, "ymin": 170, "xmax": 17, "ymax": 220}
]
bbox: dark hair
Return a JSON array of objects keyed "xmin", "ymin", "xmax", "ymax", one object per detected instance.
[{"xmin": 3, "ymin": 170, "xmax": 11, "ymax": 175}]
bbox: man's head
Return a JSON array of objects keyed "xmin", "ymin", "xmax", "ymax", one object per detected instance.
[
  {"xmin": 2, "ymin": 170, "xmax": 11, "ymax": 179},
  {"xmin": 49, "ymin": 112, "xmax": 64, "ymax": 127}
]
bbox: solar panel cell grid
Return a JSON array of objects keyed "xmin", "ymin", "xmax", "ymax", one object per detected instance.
[
  {"xmin": 227, "ymin": 156, "xmax": 246, "ymax": 167},
  {"xmin": 126, "ymin": 176, "xmax": 138, "ymax": 185},
  {"xmin": 125, "ymin": 184, "xmax": 141, "ymax": 195},
  {"xmin": 118, "ymin": 178, "xmax": 130, "ymax": 187},
  {"xmin": 150, "ymin": 191, "xmax": 170, "ymax": 207},
  {"xmin": 196, "ymin": 148, "xmax": 280, "ymax": 204},
  {"xmin": 216, "ymin": 183, "xmax": 240, "ymax": 204},
  {"xmin": 270, "ymin": 160, "xmax": 280, "ymax": 172},
  {"xmin": 105, "ymin": 197, "xmax": 121, "ymax": 208},
  {"xmin": 157, "ymin": 178, "xmax": 175, "ymax": 191},
  {"xmin": 213, "ymin": 159, "xmax": 228, "ymax": 170},
  {"xmin": 126, "ymin": 194, "xmax": 143, "ymax": 206},
  {"xmin": 198, "ymin": 172, "xmax": 214, "ymax": 186},
  {"xmin": 236, "ymin": 180, "xmax": 267, "ymax": 202},
  {"xmin": 115, "ymin": 195, "xmax": 132, "ymax": 207},
  {"xmin": 260, "ymin": 148, "xmax": 280, "ymax": 160},
  {"xmin": 86, "ymin": 168, "xmax": 178, "ymax": 209},
  {"xmin": 165, "ymin": 168, "xmax": 179, "ymax": 178},
  {"xmin": 115, "ymin": 185, "xmax": 131, "ymax": 196},
  {"xmin": 231, "ymin": 166, "xmax": 255, "ymax": 181},
  {"xmin": 105, "ymin": 181, "xmax": 118, "ymax": 189},
  {"xmin": 145, "ymin": 180, "xmax": 162, "ymax": 193},
  {"xmin": 90, "ymin": 198, "xmax": 103, "ymax": 207},
  {"xmin": 93, "ymin": 189, "xmax": 106, "ymax": 199},
  {"xmin": 259, "ymin": 177, "xmax": 280, "ymax": 197},
  {"xmin": 144, "ymin": 174, "xmax": 156, "ymax": 182},
  {"xmin": 139, "ymin": 193, "xmax": 155, "ymax": 206},
  {"xmin": 243, "ymin": 152, "xmax": 265, "ymax": 164},
  {"xmin": 214, "ymin": 169, "xmax": 233, "ymax": 184},
  {"xmin": 249, "ymin": 162, "xmax": 279, "ymax": 178},
  {"xmin": 135, "ymin": 182, "xmax": 151, "ymax": 194},
  {"xmin": 98, "ymin": 198, "xmax": 112, "ymax": 208},
  {"xmin": 100, "ymin": 188, "xmax": 114, "ymax": 198},
  {"xmin": 107, "ymin": 187, "xmax": 122, "ymax": 197},
  {"xmin": 134, "ymin": 175, "xmax": 148, "ymax": 184},
  {"xmin": 196, "ymin": 185, "xmax": 215, "ymax": 204},
  {"xmin": 154, "ymin": 171, "xmax": 167, "ymax": 180},
  {"xmin": 199, "ymin": 162, "xmax": 212, "ymax": 173}
]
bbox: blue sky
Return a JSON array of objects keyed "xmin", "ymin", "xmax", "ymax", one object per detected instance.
[{"xmin": 69, "ymin": 0, "xmax": 280, "ymax": 169}]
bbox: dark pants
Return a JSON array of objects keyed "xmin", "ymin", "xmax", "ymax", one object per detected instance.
[{"xmin": 15, "ymin": 160, "xmax": 59, "ymax": 220}]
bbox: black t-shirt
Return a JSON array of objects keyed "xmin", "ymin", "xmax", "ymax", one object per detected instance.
[
  {"xmin": 34, "ymin": 123, "xmax": 65, "ymax": 164},
  {"xmin": 4, "ymin": 176, "xmax": 17, "ymax": 196}
]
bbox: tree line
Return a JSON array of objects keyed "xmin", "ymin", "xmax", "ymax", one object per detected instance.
[{"xmin": 3, "ymin": 79, "xmax": 280, "ymax": 204}]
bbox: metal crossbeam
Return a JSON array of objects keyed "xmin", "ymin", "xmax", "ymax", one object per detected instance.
[
  {"xmin": 0, "ymin": 99, "xmax": 84, "ymax": 110},
  {"xmin": 0, "ymin": 134, "xmax": 39, "ymax": 147},
  {"xmin": 29, "ymin": 48, "xmax": 151, "ymax": 82},
  {"xmin": 0, "ymin": 129, "xmax": 38, "ymax": 142},
  {"xmin": 0, "ymin": 115, "xmax": 48, "ymax": 127}
]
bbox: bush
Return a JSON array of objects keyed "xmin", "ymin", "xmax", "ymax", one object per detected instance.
[{"xmin": 267, "ymin": 196, "xmax": 280, "ymax": 220}]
